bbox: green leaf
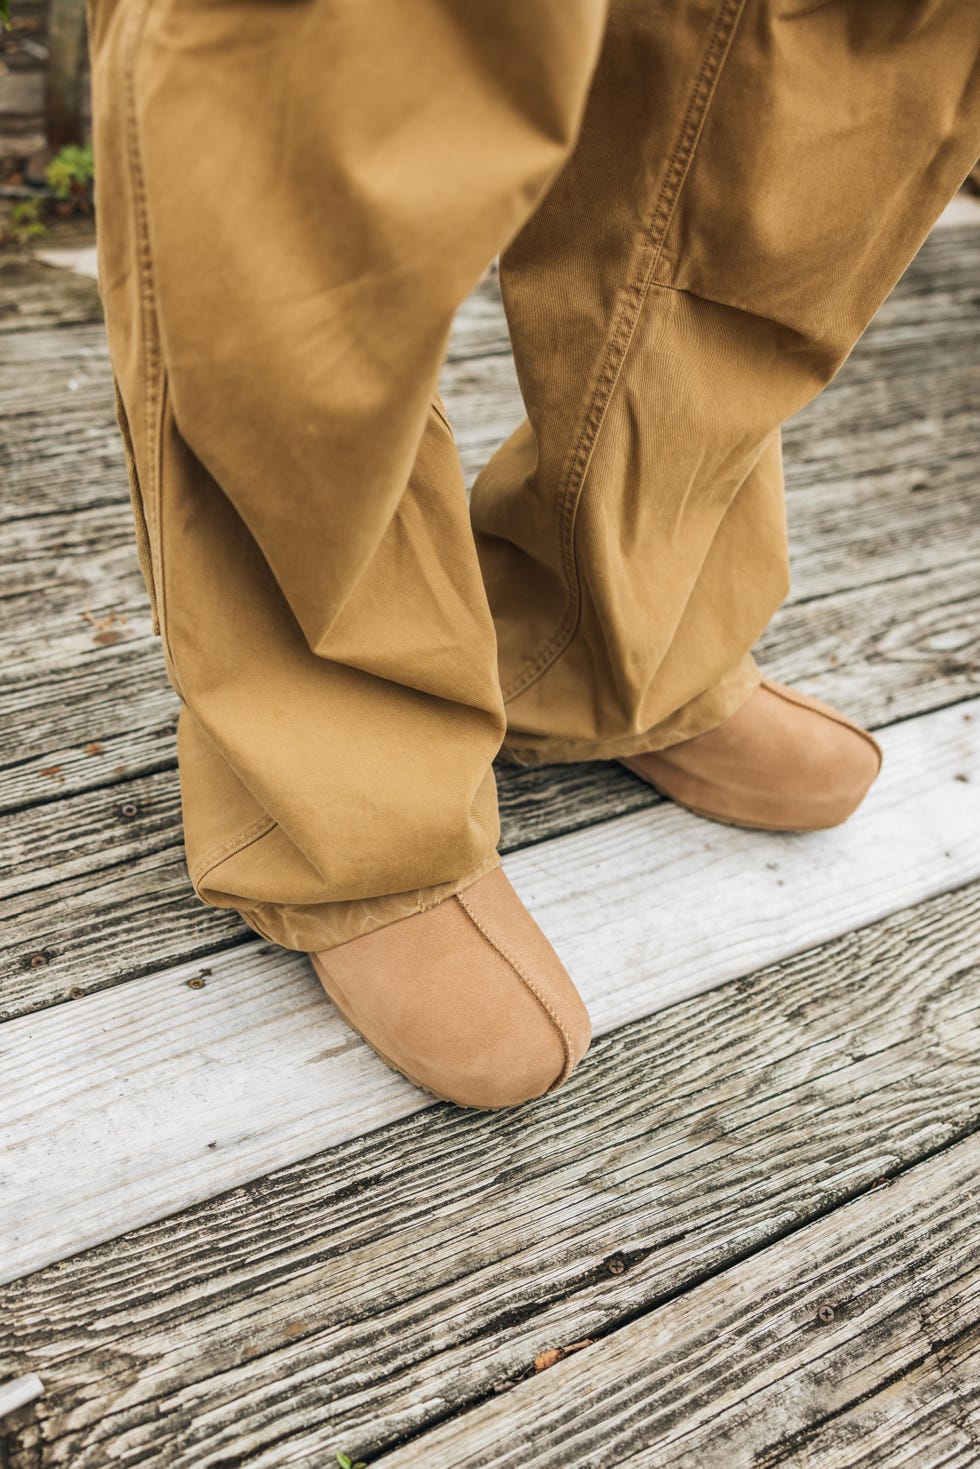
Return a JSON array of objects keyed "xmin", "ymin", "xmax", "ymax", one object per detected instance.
[
  {"xmin": 45, "ymin": 143, "xmax": 95, "ymax": 200},
  {"xmin": 8, "ymin": 197, "xmax": 47, "ymax": 242},
  {"xmin": 336, "ymin": 1455, "xmax": 353, "ymax": 1469}
]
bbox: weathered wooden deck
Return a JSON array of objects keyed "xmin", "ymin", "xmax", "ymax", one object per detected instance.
[{"xmin": 1, "ymin": 219, "xmax": 979, "ymax": 1467}]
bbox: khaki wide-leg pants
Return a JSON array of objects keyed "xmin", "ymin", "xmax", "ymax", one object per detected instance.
[{"xmin": 87, "ymin": 0, "xmax": 980, "ymax": 952}]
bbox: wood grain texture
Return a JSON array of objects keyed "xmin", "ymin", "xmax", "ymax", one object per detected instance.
[
  {"xmin": 2, "ymin": 879, "xmax": 979, "ymax": 1466},
  {"xmin": 0, "ymin": 405, "xmax": 124, "ymax": 521},
  {"xmin": 778, "ymin": 1327, "xmax": 980, "ymax": 1468},
  {"xmin": 0, "ymin": 321, "xmax": 112, "ymax": 420},
  {"xmin": 376, "ymin": 1139, "xmax": 980, "ymax": 1469},
  {"xmin": 0, "ymin": 254, "xmax": 104, "ymax": 338},
  {"xmin": 1, "ymin": 698, "xmax": 978, "ymax": 1283}
]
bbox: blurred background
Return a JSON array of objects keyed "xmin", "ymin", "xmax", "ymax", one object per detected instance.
[{"xmin": 0, "ymin": 0, "xmax": 92, "ymax": 249}]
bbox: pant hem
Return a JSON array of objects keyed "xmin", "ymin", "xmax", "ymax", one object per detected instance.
[
  {"xmin": 498, "ymin": 655, "xmax": 761, "ymax": 768},
  {"xmin": 235, "ymin": 848, "xmax": 503, "ymax": 954}
]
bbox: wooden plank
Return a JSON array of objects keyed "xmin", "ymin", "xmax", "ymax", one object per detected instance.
[
  {"xmin": 4, "ymin": 559, "xmax": 980, "ymax": 1021},
  {"xmin": 0, "ymin": 632, "xmax": 176, "ymax": 818},
  {"xmin": 32, "ymin": 246, "xmax": 99, "ymax": 281},
  {"xmin": 374, "ymin": 1140, "xmax": 980, "ymax": 1469},
  {"xmin": 1, "ymin": 501, "xmax": 136, "ymax": 607},
  {"xmin": 758, "ymin": 558, "xmax": 980, "ymax": 720},
  {"xmin": 0, "ymin": 829, "xmax": 242, "ymax": 1012},
  {"xmin": 0, "ymin": 322, "xmax": 112, "ymax": 418},
  {"xmin": 2, "ymin": 880, "xmax": 979, "ymax": 1466},
  {"xmin": 0, "ymin": 254, "xmax": 103, "ymax": 337},
  {"xmin": 1, "ymin": 698, "xmax": 978, "ymax": 1282},
  {"xmin": 0, "ymin": 1375, "xmax": 43, "ymax": 1422},
  {"xmin": 778, "ymin": 1328, "xmax": 980, "ymax": 1468},
  {"xmin": 0, "ymin": 408, "xmax": 125, "ymax": 522},
  {"xmin": 0, "ymin": 766, "xmax": 184, "ymax": 899}
]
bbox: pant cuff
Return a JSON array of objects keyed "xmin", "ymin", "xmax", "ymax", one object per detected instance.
[
  {"xmin": 498, "ymin": 653, "xmax": 762, "ymax": 768},
  {"xmin": 235, "ymin": 848, "xmax": 503, "ymax": 954}
]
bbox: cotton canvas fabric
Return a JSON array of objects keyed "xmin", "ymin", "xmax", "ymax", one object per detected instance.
[{"xmin": 85, "ymin": 0, "xmax": 980, "ymax": 951}]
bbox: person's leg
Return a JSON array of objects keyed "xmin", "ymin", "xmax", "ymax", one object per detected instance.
[
  {"xmin": 474, "ymin": 0, "xmax": 980, "ymax": 808},
  {"xmin": 87, "ymin": 0, "xmax": 606, "ymax": 1103}
]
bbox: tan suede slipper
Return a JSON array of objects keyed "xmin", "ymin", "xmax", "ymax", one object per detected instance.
[
  {"xmin": 620, "ymin": 678, "xmax": 883, "ymax": 832},
  {"xmin": 310, "ymin": 865, "xmax": 591, "ymax": 1109}
]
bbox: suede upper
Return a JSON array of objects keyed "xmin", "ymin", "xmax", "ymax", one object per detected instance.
[{"xmin": 311, "ymin": 867, "xmax": 591, "ymax": 1109}]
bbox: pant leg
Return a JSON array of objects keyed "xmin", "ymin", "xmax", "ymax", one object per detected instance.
[
  {"xmin": 473, "ymin": 0, "xmax": 980, "ymax": 767},
  {"xmin": 86, "ymin": 0, "xmax": 608, "ymax": 950}
]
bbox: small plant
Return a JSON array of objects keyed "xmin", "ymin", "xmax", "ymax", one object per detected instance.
[
  {"xmin": 9, "ymin": 199, "xmax": 46, "ymax": 244},
  {"xmin": 1, "ymin": 143, "xmax": 95, "ymax": 248},
  {"xmin": 0, "ymin": 0, "xmax": 10, "ymax": 30},
  {"xmin": 335, "ymin": 1453, "xmax": 367, "ymax": 1469},
  {"xmin": 45, "ymin": 143, "xmax": 94, "ymax": 202}
]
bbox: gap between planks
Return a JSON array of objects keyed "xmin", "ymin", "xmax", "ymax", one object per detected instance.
[
  {"xmin": 2, "ymin": 878, "xmax": 979, "ymax": 1466},
  {"xmin": 374, "ymin": 1136, "xmax": 980, "ymax": 1469},
  {"xmin": 0, "ymin": 696, "xmax": 977, "ymax": 1285}
]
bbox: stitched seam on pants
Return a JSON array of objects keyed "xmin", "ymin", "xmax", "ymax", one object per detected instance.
[
  {"xmin": 501, "ymin": 0, "xmax": 747, "ymax": 705},
  {"xmin": 191, "ymin": 815, "xmax": 278, "ymax": 889},
  {"xmin": 455, "ymin": 891, "xmax": 575, "ymax": 1087},
  {"xmin": 112, "ymin": 371, "xmax": 160, "ymax": 634},
  {"xmin": 122, "ymin": 0, "xmax": 185, "ymax": 699},
  {"xmin": 122, "ymin": 0, "xmax": 159, "ymax": 552},
  {"xmin": 152, "ymin": 372, "xmax": 185, "ymax": 698}
]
